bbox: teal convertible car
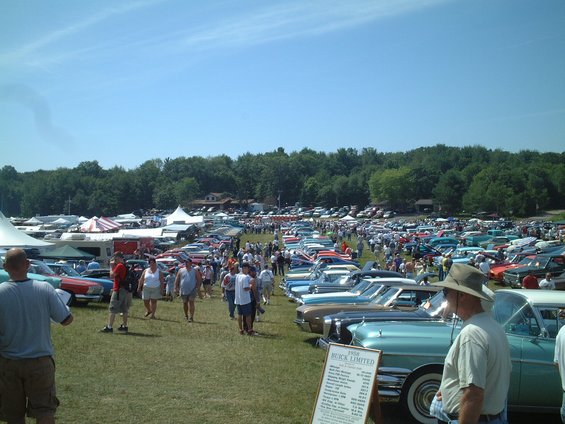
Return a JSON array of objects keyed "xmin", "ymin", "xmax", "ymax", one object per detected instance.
[{"xmin": 349, "ymin": 289, "xmax": 565, "ymax": 423}]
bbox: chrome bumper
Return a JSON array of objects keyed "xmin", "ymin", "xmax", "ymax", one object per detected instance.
[
  {"xmin": 293, "ymin": 318, "xmax": 312, "ymax": 332},
  {"xmin": 75, "ymin": 294, "xmax": 103, "ymax": 302}
]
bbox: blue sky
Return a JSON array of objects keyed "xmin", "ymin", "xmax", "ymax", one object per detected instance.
[{"xmin": 1, "ymin": 0, "xmax": 564, "ymax": 172}]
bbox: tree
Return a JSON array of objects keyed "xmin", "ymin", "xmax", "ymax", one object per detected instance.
[
  {"xmin": 174, "ymin": 177, "xmax": 200, "ymax": 206},
  {"xmin": 433, "ymin": 169, "xmax": 466, "ymax": 213},
  {"xmin": 369, "ymin": 167, "xmax": 413, "ymax": 209}
]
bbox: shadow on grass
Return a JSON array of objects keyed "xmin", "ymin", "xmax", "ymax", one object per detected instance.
[
  {"xmin": 245, "ymin": 331, "xmax": 284, "ymax": 340},
  {"xmin": 129, "ymin": 316, "xmax": 181, "ymax": 323},
  {"xmin": 121, "ymin": 332, "xmax": 162, "ymax": 338},
  {"xmin": 303, "ymin": 336, "xmax": 320, "ymax": 347}
]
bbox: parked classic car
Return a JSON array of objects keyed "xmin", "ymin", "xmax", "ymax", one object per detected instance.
[
  {"xmin": 299, "ymin": 278, "xmax": 384, "ymax": 306},
  {"xmin": 488, "ymin": 252, "xmax": 534, "ymax": 282},
  {"xmin": 281, "ymin": 265, "xmax": 360, "ymax": 292},
  {"xmin": 47, "ymin": 262, "xmax": 113, "ymax": 297},
  {"xmin": 295, "ymin": 284, "xmax": 440, "ymax": 333},
  {"xmin": 295, "ymin": 277, "xmax": 417, "ymax": 317},
  {"xmin": 286, "ymin": 269, "xmax": 354, "ymax": 301},
  {"xmin": 0, "ymin": 269, "xmax": 61, "ymax": 289},
  {"xmin": 318, "ymin": 290, "xmax": 447, "ymax": 346},
  {"xmin": 308, "ymin": 269, "xmax": 403, "ymax": 295},
  {"xmin": 503, "ymin": 254, "xmax": 565, "ymax": 287},
  {"xmin": 29, "ymin": 259, "xmax": 103, "ymax": 305},
  {"xmin": 349, "ymin": 290, "xmax": 565, "ymax": 423},
  {"xmin": 281, "ymin": 262, "xmax": 359, "ymax": 285}
]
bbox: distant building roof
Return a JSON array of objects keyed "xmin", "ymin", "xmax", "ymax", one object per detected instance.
[{"xmin": 415, "ymin": 199, "xmax": 434, "ymax": 206}]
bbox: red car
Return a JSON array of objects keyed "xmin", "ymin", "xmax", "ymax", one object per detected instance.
[
  {"xmin": 489, "ymin": 253, "xmax": 535, "ymax": 282},
  {"xmin": 29, "ymin": 259, "xmax": 103, "ymax": 305}
]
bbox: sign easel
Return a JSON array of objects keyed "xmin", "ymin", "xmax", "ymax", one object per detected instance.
[{"xmin": 311, "ymin": 343, "xmax": 382, "ymax": 424}]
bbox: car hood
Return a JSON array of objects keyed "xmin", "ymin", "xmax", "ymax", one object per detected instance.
[
  {"xmin": 303, "ymin": 295, "xmax": 371, "ymax": 305},
  {"xmin": 328, "ymin": 308, "xmax": 433, "ymax": 322},
  {"xmin": 504, "ymin": 265, "xmax": 540, "ymax": 275},
  {"xmin": 0, "ymin": 270, "xmax": 61, "ymax": 289},
  {"xmin": 350, "ymin": 320, "xmax": 458, "ymax": 351},
  {"xmin": 298, "ymin": 303, "xmax": 390, "ymax": 316},
  {"xmin": 302, "ymin": 291, "xmax": 359, "ymax": 302}
]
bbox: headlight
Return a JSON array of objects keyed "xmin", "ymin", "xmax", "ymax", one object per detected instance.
[
  {"xmin": 323, "ymin": 317, "xmax": 332, "ymax": 337},
  {"xmin": 296, "ymin": 311, "xmax": 303, "ymax": 320},
  {"xmin": 335, "ymin": 321, "xmax": 341, "ymax": 336}
]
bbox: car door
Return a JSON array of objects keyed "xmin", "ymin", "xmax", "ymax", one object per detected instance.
[{"xmin": 501, "ymin": 301, "xmax": 561, "ymax": 408}]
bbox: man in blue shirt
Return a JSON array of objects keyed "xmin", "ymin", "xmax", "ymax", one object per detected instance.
[{"xmin": 0, "ymin": 248, "xmax": 73, "ymax": 424}]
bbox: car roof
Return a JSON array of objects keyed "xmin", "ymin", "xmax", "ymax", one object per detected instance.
[
  {"xmin": 385, "ymin": 284, "xmax": 441, "ymax": 292},
  {"xmin": 323, "ymin": 268, "xmax": 355, "ymax": 275},
  {"xmin": 362, "ymin": 277, "xmax": 417, "ymax": 285},
  {"xmin": 496, "ymin": 289, "xmax": 565, "ymax": 305}
]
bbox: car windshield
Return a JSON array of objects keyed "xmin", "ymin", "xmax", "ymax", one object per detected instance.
[
  {"xmin": 51, "ymin": 265, "xmax": 81, "ymax": 277},
  {"xmin": 310, "ymin": 270, "xmax": 322, "ymax": 280},
  {"xmin": 371, "ymin": 287, "xmax": 400, "ymax": 305},
  {"xmin": 29, "ymin": 261, "xmax": 55, "ymax": 275},
  {"xmin": 493, "ymin": 293, "xmax": 542, "ymax": 337},
  {"xmin": 518, "ymin": 256, "xmax": 537, "ymax": 266},
  {"xmin": 419, "ymin": 291, "xmax": 446, "ymax": 317},
  {"xmin": 361, "ymin": 283, "xmax": 384, "ymax": 297},
  {"xmin": 348, "ymin": 279, "xmax": 371, "ymax": 293}
]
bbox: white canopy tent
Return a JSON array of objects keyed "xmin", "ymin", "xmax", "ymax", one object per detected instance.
[
  {"xmin": 24, "ymin": 217, "xmax": 43, "ymax": 225},
  {"xmin": 0, "ymin": 211, "xmax": 53, "ymax": 248},
  {"xmin": 165, "ymin": 206, "xmax": 205, "ymax": 226}
]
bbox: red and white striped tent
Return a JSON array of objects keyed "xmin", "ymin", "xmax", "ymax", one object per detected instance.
[{"xmin": 80, "ymin": 216, "xmax": 121, "ymax": 232}]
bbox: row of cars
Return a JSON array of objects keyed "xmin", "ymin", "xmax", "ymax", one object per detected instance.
[
  {"xmin": 281, "ymin": 240, "xmax": 565, "ymax": 423},
  {"xmin": 407, "ymin": 234, "xmax": 565, "ymax": 288}
]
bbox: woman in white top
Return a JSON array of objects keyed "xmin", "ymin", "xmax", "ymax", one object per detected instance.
[{"xmin": 138, "ymin": 258, "xmax": 164, "ymax": 319}]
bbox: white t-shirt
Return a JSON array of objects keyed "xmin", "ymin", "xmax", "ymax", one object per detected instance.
[
  {"xmin": 143, "ymin": 268, "xmax": 161, "ymax": 288},
  {"xmin": 259, "ymin": 269, "xmax": 274, "ymax": 285},
  {"xmin": 539, "ymin": 278, "xmax": 555, "ymax": 290},
  {"xmin": 234, "ymin": 273, "xmax": 251, "ymax": 305},
  {"xmin": 554, "ymin": 325, "xmax": 565, "ymax": 391},
  {"xmin": 440, "ymin": 312, "xmax": 511, "ymax": 416}
]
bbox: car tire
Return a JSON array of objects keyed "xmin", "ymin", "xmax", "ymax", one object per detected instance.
[
  {"xmin": 66, "ymin": 291, "xmax": 77, "ymax": 306},
  {"xmin": 400, "ymin": 366, "xmax": 443, "ymax": 424}
]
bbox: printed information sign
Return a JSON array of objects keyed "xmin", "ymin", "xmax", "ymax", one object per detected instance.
[{"xmin": 311, "ymin": 343, "xmax": 381, "ymax": 424}]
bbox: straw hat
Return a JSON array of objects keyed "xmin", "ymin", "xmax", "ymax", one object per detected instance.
[{"xmin": 433, "ymin": 263, "xmax": 494, "ymax": 302}]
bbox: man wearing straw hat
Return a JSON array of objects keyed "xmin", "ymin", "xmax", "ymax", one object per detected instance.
[{"xmin": 432, "ymin": 263, "xmax": 511, "ymax": 424}]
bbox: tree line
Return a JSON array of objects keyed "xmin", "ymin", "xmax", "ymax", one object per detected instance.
[{"xmin": 1, "ymin": 145, "xmax": 564, "ymax": 218}]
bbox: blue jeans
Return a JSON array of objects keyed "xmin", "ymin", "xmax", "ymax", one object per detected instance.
[{"xmin": 225, "ymin": 290, "xmax": 235, "ymax": 318}]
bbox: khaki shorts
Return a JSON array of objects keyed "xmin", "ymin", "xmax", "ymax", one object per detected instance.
[
  {"xmin": 181, "ymin": 288, "xmax": 198, "ymax": 302},
  {"xmin": 141, "ymin": 286, "xmax": 161, "ymax": 300},
  {"xmin": 0, "ymin": 356, "xmax": 59, "ymax": 420},
  {"xmin": 262, "ymin": 282, "xmax": 273, "ymax": 294},
  {"xmin": 109, "ymin": 288, "xmax": 130, "ymax": 314}
]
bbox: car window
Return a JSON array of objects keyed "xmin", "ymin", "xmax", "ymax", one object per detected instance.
[
  {"xmin": 494, "ymin": 294, "xmax": 541, "ymax": 337},
  {"xmin": 350, "ymin": 280, "xmax": 370, "ymax": 293},
  {"xmin": 29, "ymin": 261, "xmax": 55, "ymax": 275},
  {"xmin": 362, "ymin": 283, "xmax": 384, "ymax": 297},
  {"xmin": 372, "ymin": 287, "xmax": 399, "ymax": 305},
  {"xmin": 549, "ymin": 257, "xmax": 565, "ymax": 269},
  {"xmin": 420, "ymin": 291, "xmax": 446, "ymax": 316},
  {"xmin": 537, "ymin": 307, "xmax": 565, "ymax": 338}
]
